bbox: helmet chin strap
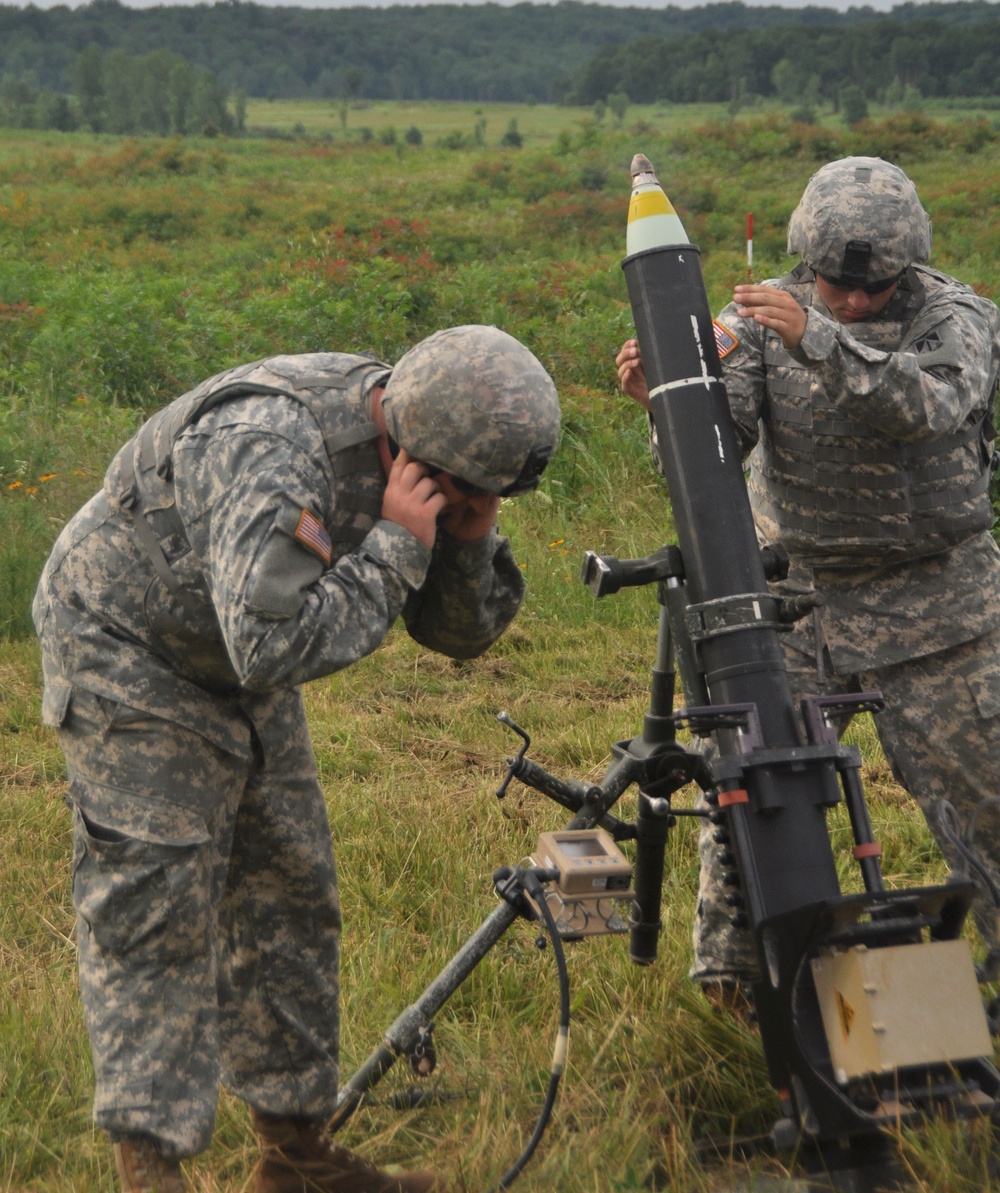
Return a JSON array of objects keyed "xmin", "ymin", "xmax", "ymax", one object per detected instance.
[{"xmin": 370, "ymin": 387, "xmax": 401, "ymax": 482}]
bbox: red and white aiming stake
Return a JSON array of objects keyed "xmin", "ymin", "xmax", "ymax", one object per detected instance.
[{"xmin": 746, "ymin": 212, "xmax": 753, "ymax": 281}]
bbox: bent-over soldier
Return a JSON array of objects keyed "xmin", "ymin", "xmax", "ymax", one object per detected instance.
[{"xmin": 34, "ymin": 325, "xmax": 561, "ymax": 1193}]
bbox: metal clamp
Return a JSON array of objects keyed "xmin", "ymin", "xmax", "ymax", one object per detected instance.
[{"xmin": 685, "ymin": 592, "xmax": 786, "ymax": 642}]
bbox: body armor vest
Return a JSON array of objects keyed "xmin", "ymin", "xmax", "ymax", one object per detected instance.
[
  {"xmin": 746, "ymin": 265, "xmax": 997, "ymax": 565},
  {"xmin": 103, "ymin": 353, "xmax": 390, "ymax": 686}
]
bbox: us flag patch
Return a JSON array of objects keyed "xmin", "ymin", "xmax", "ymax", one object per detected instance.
[
  {"xmin": 714, "ymin": 321, "xmax": 739, "ymax": 360},
  {"xmin": 295, "ymin": 509, "xmax": 333, "ymax": 564}
]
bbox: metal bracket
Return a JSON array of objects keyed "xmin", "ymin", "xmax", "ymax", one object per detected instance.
[
  {"xmin": 801, "ymin": 692, "xmax": 886, "ymax": 747},
  {"xmin": 685, "ymin": 592, "xmax": 787, "ymax": 642},
  {"xmin": 673, "ymin": 702, "xmax": 763, "ymax": 748}
]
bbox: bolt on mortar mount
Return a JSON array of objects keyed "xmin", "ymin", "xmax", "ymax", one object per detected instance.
[{"xmin": 330, "ymin": 156, "xmax": 1000, "ymax": 1192}]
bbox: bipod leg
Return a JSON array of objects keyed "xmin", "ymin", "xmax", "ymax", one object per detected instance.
[{"xmin": 330, "ymin": 899, "xmax": 520, "ymax": 1133}]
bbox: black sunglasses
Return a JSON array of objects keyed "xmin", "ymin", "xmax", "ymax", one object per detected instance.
[{"xmin": 817, "ymin": 271, "xmax": 902, "ymax": 296}]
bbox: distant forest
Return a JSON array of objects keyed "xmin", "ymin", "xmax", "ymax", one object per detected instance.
[{"xmin": 2, "ymin": 0, "xmax": 1000, "ymax": 115}]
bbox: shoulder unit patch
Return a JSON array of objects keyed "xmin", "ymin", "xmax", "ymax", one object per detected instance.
[
  {"xmin": 714, "ymin": 321, "xmax": 739, "ymax": 360},
  {"xmin": 912, "ymin": 330, "xmax": 943, "ymax": 354},
  {"xmin": 295, "ymin": 508, "xmax": 333, "ymax": 564}
]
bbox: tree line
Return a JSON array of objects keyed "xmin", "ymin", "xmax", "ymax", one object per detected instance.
[
  {"xmin": 2, "ymin": 45, "xmax": 240, "ymax": 134},
  {"xmin": 4, "ymin": 0, "xmax": 1000, "ymax": 110},
  {"xmin": 2, "ymin": 0, "xmax": 1000, "ymax": 125},
  {"xmin": 571, "ymin": 12, "xmax": 1000, "ymax": 107}
]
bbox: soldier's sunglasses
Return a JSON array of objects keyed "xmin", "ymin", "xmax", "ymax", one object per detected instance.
[{"xmin": 817, "ymin": 271, "xmax": 902, "ymax": 296}]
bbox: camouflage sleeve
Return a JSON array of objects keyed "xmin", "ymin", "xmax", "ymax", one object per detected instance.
[
  {"xmin": 177, "ymin": 421, "xmax": 432, "ymax": 691},
  {"xmin": 715, "ymin": 299, "xmax": 771, "ymax": 454},
  {"xmin": 794, "ymin": 290, "xmax": 1000, "ymax": 441},
  {"xmin": 402, "ymin": 527, "xmax": 525, "ymax": 659}
]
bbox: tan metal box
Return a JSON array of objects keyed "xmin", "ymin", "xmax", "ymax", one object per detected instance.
[{"xmin": 810, "ymin": 939, "xmax": 991, "ymax": 1085}]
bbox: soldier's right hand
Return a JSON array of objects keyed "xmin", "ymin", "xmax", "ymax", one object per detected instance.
[
  {"xmin": 616, "ymin": 339, "xmax": 651, "ymax": 410},
  {"xmin": 382, "ymin": 449, "xmax": 448, "ymax": 549}
]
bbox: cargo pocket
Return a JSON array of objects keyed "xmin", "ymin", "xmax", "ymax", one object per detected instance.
[
  {"xmin": 71, "ymin": 798, "xmax": 213, "ymax": 969},
  {"xmin": 964, "ymin": 654, "xmax": 1000, "ymax": 722},
  {"xmin": 70, "ymin": 797, "xmax": 216, "ymax": 1118},
  {"xmin": 41, "ymin": 679, "xmax": 73, "ymax": 729}
]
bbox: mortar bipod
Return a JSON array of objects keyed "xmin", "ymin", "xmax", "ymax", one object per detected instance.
[{"xmin": 330, "ymin": 547, "xmax": 714, "ymax": 1183}]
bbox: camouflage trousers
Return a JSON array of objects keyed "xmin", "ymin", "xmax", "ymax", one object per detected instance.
[
  {"xmin": 692, "ymin": 626, "xmax": 1000, "ymax": 982},
  {"xmin": 57, "ymin": 685, "xmax": 341, "ymax": 1158}
]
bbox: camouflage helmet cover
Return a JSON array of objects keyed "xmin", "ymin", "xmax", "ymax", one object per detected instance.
[
  {"xmin": 381, "ymin": 325, "xmax": 560, "ymax": 495},
  {"xmin": 787, "ymin": 156, "xmax": 932, "ymax": 284}
]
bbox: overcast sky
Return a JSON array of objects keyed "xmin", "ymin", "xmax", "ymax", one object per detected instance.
[{"xmin": 10, "ymin": 0, "xmax": 916, "ymax": 13}]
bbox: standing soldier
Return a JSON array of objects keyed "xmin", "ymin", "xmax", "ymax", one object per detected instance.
[
  {"xmin": 617, "ymin": 157, "xmax": 1000, "ymax": 1005},
  {"xmin": 33, "ymin": 326, "xmax": 560, "ymax": 1193}
]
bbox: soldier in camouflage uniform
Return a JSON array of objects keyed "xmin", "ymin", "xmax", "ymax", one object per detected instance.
[
  {"xmin": 616, "ymin": 157, "xmax": 1000, "ymax": 996},
  {"xmin": 33, "ymin": 325, "xmax": 561, "ymax": 1193}
]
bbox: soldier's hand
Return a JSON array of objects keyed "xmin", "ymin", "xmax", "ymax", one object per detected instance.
[
  {"xmin": 382, "ymin": 450, "xmax": 448, "ymax": 549},
  {"xmin": 733, "ymin": 285, "xmax": 807, "ymax": 351},
  {"xmin": 616, "ymin": 339, "xmax": 651, "ymax": 410},
  {"xmin": 438, "ymin": 488, "xmax": 501, "ymax": 543}
]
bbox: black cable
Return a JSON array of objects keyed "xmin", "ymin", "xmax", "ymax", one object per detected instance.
[
  {"xmin": 934, "ymin": 798, "xmax": 1000, "ymax": 909},
  {"xmin": 967, "ymin": 796, "xmax": 1000, "ymax": 868},
  {"xmin": 496, "ymin": 869, "xmax": 571, "ymax": 1191},
  {"xmin": 934, "ymin": 797, "xmax": 1000, "ymax": 989}
]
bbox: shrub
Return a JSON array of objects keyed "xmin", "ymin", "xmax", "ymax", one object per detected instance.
[
  {"xmin": 841, "ymin": 84, "xmax": 869, "ymax": 127},
  {"xmin": 500, "ymin": 118, "xmax": 523, "ymax": 149}
]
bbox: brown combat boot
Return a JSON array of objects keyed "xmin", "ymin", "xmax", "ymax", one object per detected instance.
[
  {"xmin": 113, "ymin": 1137, "xmax": 187, "ymax": 1193},
  {"xmin": 700, "ymin": 978, "xmax": 757, "ymax": 1027},
  {"xmin": 250, "ymin": 1109, "xmax": 443, "ymax": 1193}
]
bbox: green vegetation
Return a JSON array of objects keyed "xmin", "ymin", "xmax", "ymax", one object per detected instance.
[
  {"xmin": 5, "ymin": 0, "xmax": 1000, "ymax": 116},
  {"xmin": 0, "ymin": 1, "xmax": 703, "ymax": 106},
  {"xmin": 3, "ymin": 106, "xmax": 1000, "ymax": 1190},
  {"xmin": 573, "ymin": 8, "xmax": 1000, "ymax": 107}
]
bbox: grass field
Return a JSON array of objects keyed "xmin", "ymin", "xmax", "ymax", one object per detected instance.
[
  {"xmin": 241, "ymin": 97, "xmax": 1000, "ymax": 144},
  {"xmin": 239, "ymin": 97, "xmax": 789, "ymax": 146},
  {"xmin": 3, "ymin": 102, "xmax": 1000, "ymax": 1192}
]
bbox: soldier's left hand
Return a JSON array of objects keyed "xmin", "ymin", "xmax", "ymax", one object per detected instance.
[
  {"xmin": 616, "ymin": 338, "xmax": 651, "ymax": 409},
  {"xmin": 733, "ymin": 285, "xmax": 808, "ymax": 351},
  {"xmin": 382, "ymin": 449, "xmax": 448, "ymax": 548}
]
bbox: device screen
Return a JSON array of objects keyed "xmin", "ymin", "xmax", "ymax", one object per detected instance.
[{"xmin": 558, "ymin": 838, "xmax": 606, "ymax": 858}]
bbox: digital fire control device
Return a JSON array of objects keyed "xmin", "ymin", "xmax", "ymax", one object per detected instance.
[{"xmin": 528, "ymin": 829, "xmax": 635, "ymax": 938}]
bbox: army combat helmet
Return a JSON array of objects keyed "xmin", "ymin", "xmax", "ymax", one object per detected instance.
[
  {"xmin": 787, "ymin": 156, "xmax": 931, "ymax": 288},
  {"xmin": 381, "ymin": 325, "xmax": 560, "ymax": 496}
]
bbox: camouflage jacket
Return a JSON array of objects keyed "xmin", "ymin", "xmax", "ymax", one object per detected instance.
[
  {"xmin": 715, "ymin": 263, "xmax": 1000, "ymax": 671},
  {"xmin": 33, "ymin": 353, "xmax": 525, "ymax": 755},
  {"xmin": 726, "ymin": 265, "xmax": 997, "ymax": 565},
  {"xmin": 644, "ymin": 263, "xmax": 1000, "ymax": 672}
]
